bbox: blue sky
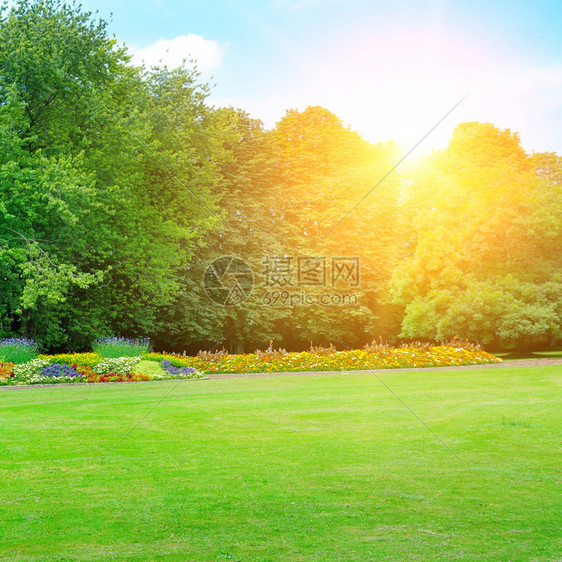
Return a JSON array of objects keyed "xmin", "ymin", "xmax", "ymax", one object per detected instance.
[{"xmin": 77, "ymin": 0, "xmax": 562, "ymax": 154}]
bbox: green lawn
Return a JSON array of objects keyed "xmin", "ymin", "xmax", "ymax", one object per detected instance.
[
  {"xmin": 1, "ymin": 366, "xmax": 560, "ymax": 561},
  {"xmin": 494, "ymin": 350, "xmax": 562, "ymax": 360}
]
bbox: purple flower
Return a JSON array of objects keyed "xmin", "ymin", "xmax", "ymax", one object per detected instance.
[
  {"xmin": 96, "ymin": 336, "xmax": 151, "ymax": 346},
  {"xmin": 42, "ymin": 363, "xmax": 83, "ymax": 378},
  {"xmin": 0, "ymin": 337, "xmax": 38, "ymax": 348},
  {"xmin": 162, "ymin": 359, "xmax": 195, "ymax": 376}
]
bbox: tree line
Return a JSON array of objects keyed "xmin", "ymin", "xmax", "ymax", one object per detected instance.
[{"xmin": 1, "ymin": 1, "xmax": 560, "ymax": 352}]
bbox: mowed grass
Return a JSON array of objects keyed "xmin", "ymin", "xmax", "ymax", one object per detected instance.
[
  {"xmin": 495, "ymin": 350, "xmax": 562, "ymax": 360},
  {"xmin": 0, "ymin": 366, "xmax": 560, "ymax": 561}
]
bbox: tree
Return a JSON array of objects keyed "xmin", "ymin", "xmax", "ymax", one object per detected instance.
[
  {"xmin": 155, "ymin": 108, "xmax": 290, "ymax": 353},
  {"xmin": 271, "ymin": 106, "xmax": 405, "ymax": 348},
  {"xmin": 391, "ymin": 122, "xmax": 562, "ymax": 348},
  {"xmin": 0, "ymin": 0, "xmax": 221, "ymax": 350}
]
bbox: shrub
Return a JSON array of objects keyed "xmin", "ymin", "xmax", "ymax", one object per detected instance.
[
  {"xmin": 95, "ymin": 356, "xmax": 142, "ymax": 375},
  {"xmin": 0, "ymin": 338, "xmax": 39, "ymax": 364},
  {"xmin": 162, "ymin": 359, "xmax": 196, "ymax": 377},
  {"xmin": 138, "ymin": 355, "xmax": 203, "ymax": 380},
  {"xmin": 93, "ymin": 336, "xmax": 151, "ymax": 358},
  {"xmin": 143, "ymin": 353, "xmax": 193, "ymax": 368}
]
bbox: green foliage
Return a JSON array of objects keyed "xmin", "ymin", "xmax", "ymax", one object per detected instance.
[
  {"xmin": 93, "ymin": 337, "xmax": 151, "ymax": 358},
  {"xmin": 143, "ymin": 352, "xmax": 193, "ymax": 368},
  {"xmin": 0, "ymin": 2, "xmax": 560, "ymax": 352},
  {"xmin": 0, "ymin": 0, "xmax": 221, "ymax": 350},
  {"xmin": 94, "ymin": 356, "xmax": 142, "ymax": 375},
  {"xmin": 391, "ymin": 122, "xmax": 562, "ymax": 348},
  {"xmin": 0, "ymin": 337, "xmax": 38, "ymax": 363},
  {"xmin": 267, "ymin": 106, "xmax": 404, "ymax": 349},
  {"xmin": 133, "ymin": 359, "xmax": 168, "ymax": 378}
]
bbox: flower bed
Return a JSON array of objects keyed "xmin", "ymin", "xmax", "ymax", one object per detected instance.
[
  {"xmin": 144, "ymin": 344, "xmax": 501, "ymax": 375},
  {"xmin": 0, "ymin": 338, "xmax": 38, "ymax": 364},
  {"xmin": 0, "ymin": 343, "xmax": 501, "ymax": 386},
  {"xmin": 0, "ymin": 355, "xmax": 204, "ymax": 386},
  {"xmin": 93, "ymin": 336, "xmax": 151, "ymax": 358}
]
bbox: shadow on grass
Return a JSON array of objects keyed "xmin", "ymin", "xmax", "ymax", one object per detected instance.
[{"xmin": 494, "ymin": 350, "xmax": 562, "ymax": 361}]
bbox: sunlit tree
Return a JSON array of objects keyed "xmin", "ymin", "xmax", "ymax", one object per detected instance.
[{"xmin": 392, "ymin": 122, "xmax": 562, "ymax": 348}]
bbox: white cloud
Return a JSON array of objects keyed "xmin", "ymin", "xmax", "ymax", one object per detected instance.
[
  {"xmin": 129, "ymin": 34, "xmax": 224, "ymax": 72},
  {"xmin": 211, "ymin": 25, "xmax": 562, "ymax": 154}
]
